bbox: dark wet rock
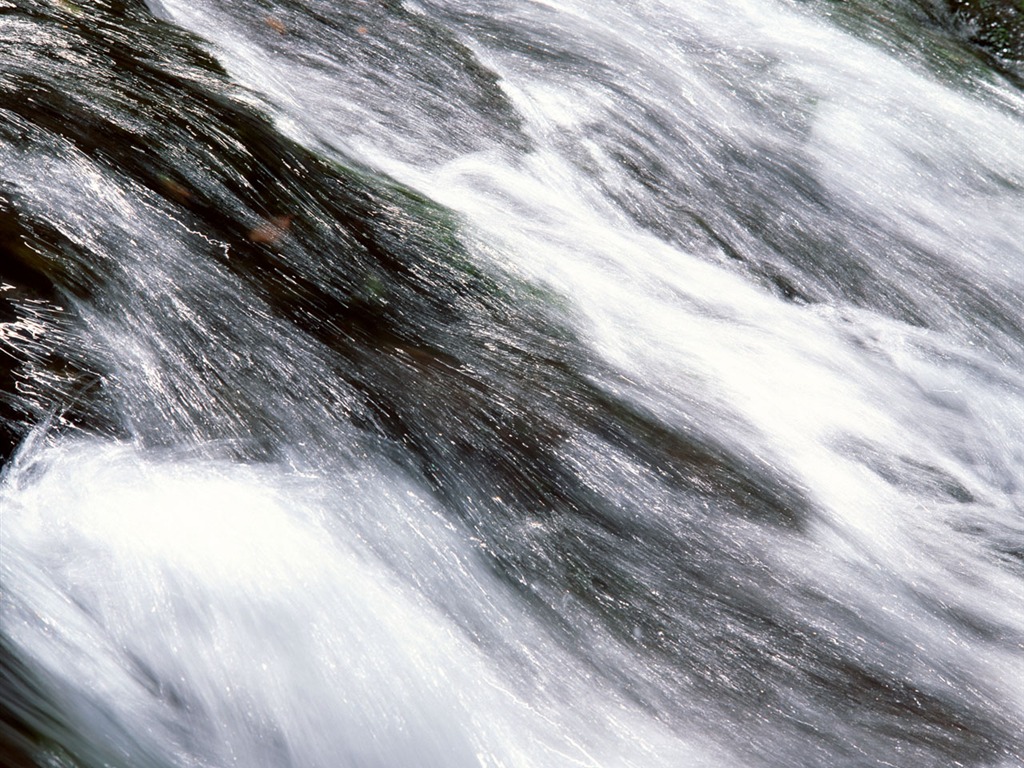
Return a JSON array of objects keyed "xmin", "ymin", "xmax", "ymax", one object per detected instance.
[
  {"xmin": 941, "ymin": 0, "xmax": 1024, "ymax": 65},
  {"xmin": 0, "ymin": 202, "xmax": 121, "ymax": 465}
]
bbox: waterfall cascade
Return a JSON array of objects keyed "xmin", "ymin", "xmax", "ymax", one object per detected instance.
[{"xmin": 1, "ymin": 1, "xmax": 1022, "ymax": 766}]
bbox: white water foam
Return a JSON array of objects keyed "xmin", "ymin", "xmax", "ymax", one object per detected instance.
[{"xmin": 0, "ymin": 438, "xmax": 726, "ymax": 767}]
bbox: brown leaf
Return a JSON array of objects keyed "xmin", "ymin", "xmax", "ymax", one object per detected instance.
[
  {"xmin": 248, "ymin": 215, "xmax": 293, "ymax": 245},
  {"xmin": 158, "ymin": 175, "xmax": 192, "ymax": 203}
]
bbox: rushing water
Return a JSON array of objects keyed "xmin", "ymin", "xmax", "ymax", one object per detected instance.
[{"xmin": 1, "ymin": 1, "xmax": 1022, "ymax": 766}]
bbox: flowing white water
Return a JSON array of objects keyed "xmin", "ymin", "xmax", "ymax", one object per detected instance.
[
  {"xmin": 2, "ymin": 440, "xmax": 727, "ymax": 767},
  {"xmin": 2, "ymin": 0, "xmax": 1023, "ymax": 766}
]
